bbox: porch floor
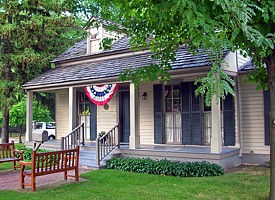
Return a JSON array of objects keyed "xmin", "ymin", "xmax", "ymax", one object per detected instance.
[
  {"xmin": 36, "ymin": 139, "xmax": 239, "ymax": 154},
  {"xmin": 25, "ymin": 139, "xmax": 241, "ymax": 169}
]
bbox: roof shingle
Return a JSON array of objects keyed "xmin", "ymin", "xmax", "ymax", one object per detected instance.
[{"xmin": 23, "ymin": 48, "xmax": 218, "ymax": 89}]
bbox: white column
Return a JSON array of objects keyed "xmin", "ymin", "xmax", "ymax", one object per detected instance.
[
  {"xmin": 129, "ymin": 83, "xmax": 140, "ymax": 149},
  {"xmin": 26, "ymin": 91, "xmax": 33, "ymax": 141},
  {"xmin": 69, "ymin": 87, "xmax": 77, "ymax": 131},
  {"xmin": 211, "ymin": 95, "xmax": 222, "ymax": 153}
]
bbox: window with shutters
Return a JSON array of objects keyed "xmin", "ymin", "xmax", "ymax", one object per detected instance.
[{"xmin": 164, "ymin": 84, "xmax": 182, "ymax": 144}]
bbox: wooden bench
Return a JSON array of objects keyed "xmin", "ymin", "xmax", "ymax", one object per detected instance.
[
  {"xmin": 19, "ymin": 146, "xmax": 80, "ymax": 192},
  {"xmin": 0, "ymin": 141, "xmax": 23, "ymax": 169}
]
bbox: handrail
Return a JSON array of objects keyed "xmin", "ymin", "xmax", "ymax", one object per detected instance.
[
  {"xmin": 96, "ymin": 123, "xmax": 119, "ymax": 167},
  {"xmin": 61, "ymin": 123, "xmax": 85, "ymax": 150}
]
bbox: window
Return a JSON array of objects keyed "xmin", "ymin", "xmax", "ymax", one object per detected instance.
[{"xmin": 164, "ymin": 85, "xmax": 182, "ymax": 144}]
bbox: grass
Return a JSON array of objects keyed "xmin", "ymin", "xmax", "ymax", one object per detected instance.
[
  {"xmin": 0, "ymin": 143, "xmax": 26, "ymax": 171},
  {"xmin": 0, "ymin": 166, "xmax": 270, "ymax": 200}
]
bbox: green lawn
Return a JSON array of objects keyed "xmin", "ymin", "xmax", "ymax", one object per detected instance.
[
  {"xmin": 0, "ymin": 143, "xmax": 25, "ymax": 170},
  {"xmin": 0, "ymin": 166, "xmax": 270, "ymax": 200}
]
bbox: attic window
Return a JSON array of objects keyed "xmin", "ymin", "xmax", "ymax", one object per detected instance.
[{"xmin": 86, "ymin": 26, "xmax": 103, "ymax": 54}]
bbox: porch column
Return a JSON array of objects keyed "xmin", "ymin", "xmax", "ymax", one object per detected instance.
[
  {"xmin": 69, "ymin": 87, "xmax": 77, "ymax": 131},
  {"xmin": 211, "ymin": 95, "xmax": 222, "ymax": 153},
  {"xmin": 129, "ymin": 83, "xmax": 140, "ymax": 149},
  {"xmin": 26, "ymin": 91, "xmax": 33, "ymax": 141}
]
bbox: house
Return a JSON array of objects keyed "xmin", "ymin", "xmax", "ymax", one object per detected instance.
[{"xmin": 22, "ymin": 23, "xmax": 270, "ymax": 169}]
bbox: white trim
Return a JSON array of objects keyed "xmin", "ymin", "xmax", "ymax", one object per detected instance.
[
  {"xmin": 26, "ymin": 91, "xmax": 33, "ymax": 142},
  {"xmin": 129, "ymin": 83, "xmax": 140, "ymax": 149}
]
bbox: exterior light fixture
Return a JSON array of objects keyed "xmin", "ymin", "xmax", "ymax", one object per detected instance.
[{"xmin": 142, "ymin": 92, "xmax": 147, "ymax": 100}]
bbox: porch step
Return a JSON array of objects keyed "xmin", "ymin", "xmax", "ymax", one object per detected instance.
[
  {"xmin": 24, "ymin": 140, "xmax": 115, "ymax": 169},
  {"xmin": 79, "ymin": 150, "xmax": 115, "ymax": 169}
]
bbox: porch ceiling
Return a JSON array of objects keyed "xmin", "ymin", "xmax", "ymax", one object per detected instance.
[{"xmin": 23, "ymin": 48, "xmax": 228, "ymax": 91}]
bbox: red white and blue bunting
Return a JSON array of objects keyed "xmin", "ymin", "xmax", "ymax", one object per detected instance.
[{"xmin": 84, "ymin": 84, "xmax": 118, "ymax": 106}]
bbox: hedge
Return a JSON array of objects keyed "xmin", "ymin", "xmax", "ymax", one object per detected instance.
[{"xmin": 107, "ymin": 157, "xmax": 224, "ymax": 177}]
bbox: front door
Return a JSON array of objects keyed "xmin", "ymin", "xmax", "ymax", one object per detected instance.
[{"xmin": 120, "ymin": 91, "xmax": 130, "ymax": 142}]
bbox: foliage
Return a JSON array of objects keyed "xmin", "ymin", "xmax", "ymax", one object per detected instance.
[
  {"xmin": 195, "ymin": 63, "xmax": 235, "ymax": 107},
  {"xmin": 15, "ymin": 145, "xmax": 49, "ymax": 160},
  {"xmin": 0, "ymin": 0, "xmax": 85, "ymax": 142},
  {"xmin": 107, "ymin": 157, "xmax": 224, "ymax": 177},
  {"xmin": 9, "ymin": 97, "xmax": 53, "ymax": 127},
  {"xmin": 98, "ymin": 131, "xmax": 106, "ymax": 138}
]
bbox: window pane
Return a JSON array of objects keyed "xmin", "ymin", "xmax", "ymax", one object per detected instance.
[
  {"xmin": 165, "ymin": 85, "xmax": 172, "ymax": 98},
  {"xmin": 173, "ymin": 99, "xmax": 181, "ymax": 112},
  {"xmin": 173, "ymin": 85, "xmax": 180, "ymax": 98},
  {"xmin": 165, "ymin": 99, "xmax": 172, "ymax": 112}
]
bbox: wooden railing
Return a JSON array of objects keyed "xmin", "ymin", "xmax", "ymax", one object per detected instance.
[
  {"xmin": 96, "ymin": 124, "xmax": 119, "ymax": 167},
  {"xmin": 61, "ymin": 123, "xmax": 85, "ymax": 150}
]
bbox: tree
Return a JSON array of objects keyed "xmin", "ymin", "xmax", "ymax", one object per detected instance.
[
  {"xmin": 9, "ymin": 98, "xmax": 53, "ymax": 143},
  {"xmin": 0, "ymin": 0, "xmax": 85, "ymax": 143},
  {"xmin": 67, "ymin": 0, "xmax": 274, "ymax": 198}
]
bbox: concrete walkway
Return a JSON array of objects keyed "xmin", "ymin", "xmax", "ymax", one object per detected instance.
[{"xmin": 0, "ymin": 168, "xmax": 92, "ymax": 191}]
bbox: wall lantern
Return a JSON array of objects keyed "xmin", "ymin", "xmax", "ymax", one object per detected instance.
[{"xmin": 142, "ymin": 92, "xmax": 147, "ymax": 100}]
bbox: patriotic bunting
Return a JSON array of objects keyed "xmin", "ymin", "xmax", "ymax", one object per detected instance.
[{"xmin": 84, "ymin": 84, "xmax": 118, "ymax": 106}]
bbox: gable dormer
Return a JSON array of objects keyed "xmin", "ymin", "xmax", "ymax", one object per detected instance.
[{"xmin": 86, "ymin": 22, "xmax": 120, "ymax": 54}]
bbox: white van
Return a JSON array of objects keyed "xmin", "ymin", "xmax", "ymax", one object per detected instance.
[{"xmin": 34, "ymin": 122, "xmax": 56, "ymax": 140}]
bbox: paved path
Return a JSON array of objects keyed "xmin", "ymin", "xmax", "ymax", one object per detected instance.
[{"xmin": 0, "ymin": 168, "xmax": 92, "ymax": 192}]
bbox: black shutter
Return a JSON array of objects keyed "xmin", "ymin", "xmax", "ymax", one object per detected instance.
[
  {"xmin": 90, "ymin": 102, "xmax": 97, "ymax": 140},
  {"xmin": 264, "ymin": 90, "xmax": 270, "ymax": 145},
  {"xmin": 223, "ymin": 94, "xmax": 235, "ymax": 146},
  {"xmin": 191, "ymin": 83, "xmax": 202, "ymax": 145},
  {"xmin": 153, "ymin": 84, "xmax": 163, "ymax": 144},
  {"xmin": 181, "ymin": 82, "xmax": 192, "ymax": 144},
  {"xmin": 181, "ymin": 82, "xmax": 202, "ymax": 145}
]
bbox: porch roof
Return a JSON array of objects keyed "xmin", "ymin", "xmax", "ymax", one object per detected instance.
[{"xmin": 23, "ymin": 47, "xmax": 228, "ymax": 90}]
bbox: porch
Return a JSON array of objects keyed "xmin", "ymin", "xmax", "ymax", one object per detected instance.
[{"xmin": 25, "ymin": 139, "xmax": 241, "ymax": 170}]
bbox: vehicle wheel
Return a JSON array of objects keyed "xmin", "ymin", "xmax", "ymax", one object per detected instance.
[{"xmin": 48, "ymin": 135, "xmax": 55, "ymax": 140}]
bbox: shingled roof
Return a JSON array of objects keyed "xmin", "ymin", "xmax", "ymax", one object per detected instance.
[
  {"xmin": 52, "ymin": 36, "xmax": 130, "ymax": 63},
  {"xmin": 239, "ymin": 59, "xmax": 254, "ymax": 71},
  {"xmin": 23, "ymin": 47, "xmax": 222, "ymax": 89}
]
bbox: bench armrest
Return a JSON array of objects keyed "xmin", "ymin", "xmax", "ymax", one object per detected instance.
[
  {"xmin": 13, "ymin": 149, "xmax": 24, "ymax": 159},
  {"xmin": 19, "ymin": 161, "xmax": 32, "ymax": 166}
]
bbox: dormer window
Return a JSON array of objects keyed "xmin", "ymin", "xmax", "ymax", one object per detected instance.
[
  {"xmin": 86, "ymin": 22, "xmax": 121, "ymax": 55},
  {"xmin": 86, "ymin": 24, "xmax": 103, "ymax": 54}
]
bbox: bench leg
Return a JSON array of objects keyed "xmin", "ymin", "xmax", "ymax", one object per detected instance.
[
  {"xmin": 64, "ymin": 171, "xmax": 68, "ymax": 180},
  {"xmin": 13, "ymin": 161, "xmax": 16, "ymax": 170},
  {"xmin": 20, "ymin": 165, "xmax": 25, "ymax": 189},
  {"xmin": 75, "ymin": 168, "xmax": 79, "ymax": 182},
  {"xmin": 31, "ymin": 175, "xmax": 36, "ymax": 192}
]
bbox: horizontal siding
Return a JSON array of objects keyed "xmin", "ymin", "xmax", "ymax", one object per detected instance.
[
  {"xmin": 55, "ymin": 89, "xmax": 69, "ymax": 138},
  {"xmin": 97, "ymin": 94, "xmax": 117, "ymax": 133},
  {"xmin": 240, "ymin": 74, "xmax": 269, "ymax": 154},
  {"xmin": 139, "ymin": 83, "xmax": 154, "ymax": 144}
]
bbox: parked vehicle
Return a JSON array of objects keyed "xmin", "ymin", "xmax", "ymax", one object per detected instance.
[{"xmin": 33, "ymin": 122, "xmax": 56, "ymax": 140}]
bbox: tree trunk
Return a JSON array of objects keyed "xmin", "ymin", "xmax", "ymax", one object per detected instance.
[
  {"xmin": 1, "ymin": 106, "xmax": 9, "ymax": 144},
  {"xmin": 19, "ymin": 125, "xmax": 23, "ymax": 143},
  {"xmin": 266, "ymin": 50, "xmax": 275, "ymax": 200}
]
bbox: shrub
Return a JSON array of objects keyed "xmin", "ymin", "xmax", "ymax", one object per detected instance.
[
  {"xmin": 107, "ymin": 157, "xmax": 224, "ymax": 177},
  {"xmin": 15, "ymin": 146, "xmax": 49, "ymax": 160}
]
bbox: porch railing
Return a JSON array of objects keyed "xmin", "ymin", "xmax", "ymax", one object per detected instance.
[
  {"xmin": 96, "ymin": 123, "xmax": 119, "ymax": 167},
  {"xmin": 61, "ymin": 123, "xmax": 85, "ymax": 150}
]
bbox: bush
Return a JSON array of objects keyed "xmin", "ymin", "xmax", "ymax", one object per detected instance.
[
  {"xmin": 15, "ymin": 146, "xmax": 49, "ymax": 160},
  {"xmin": 107, "ymin": 157, "xmax": 224, "ymax": 177}
]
